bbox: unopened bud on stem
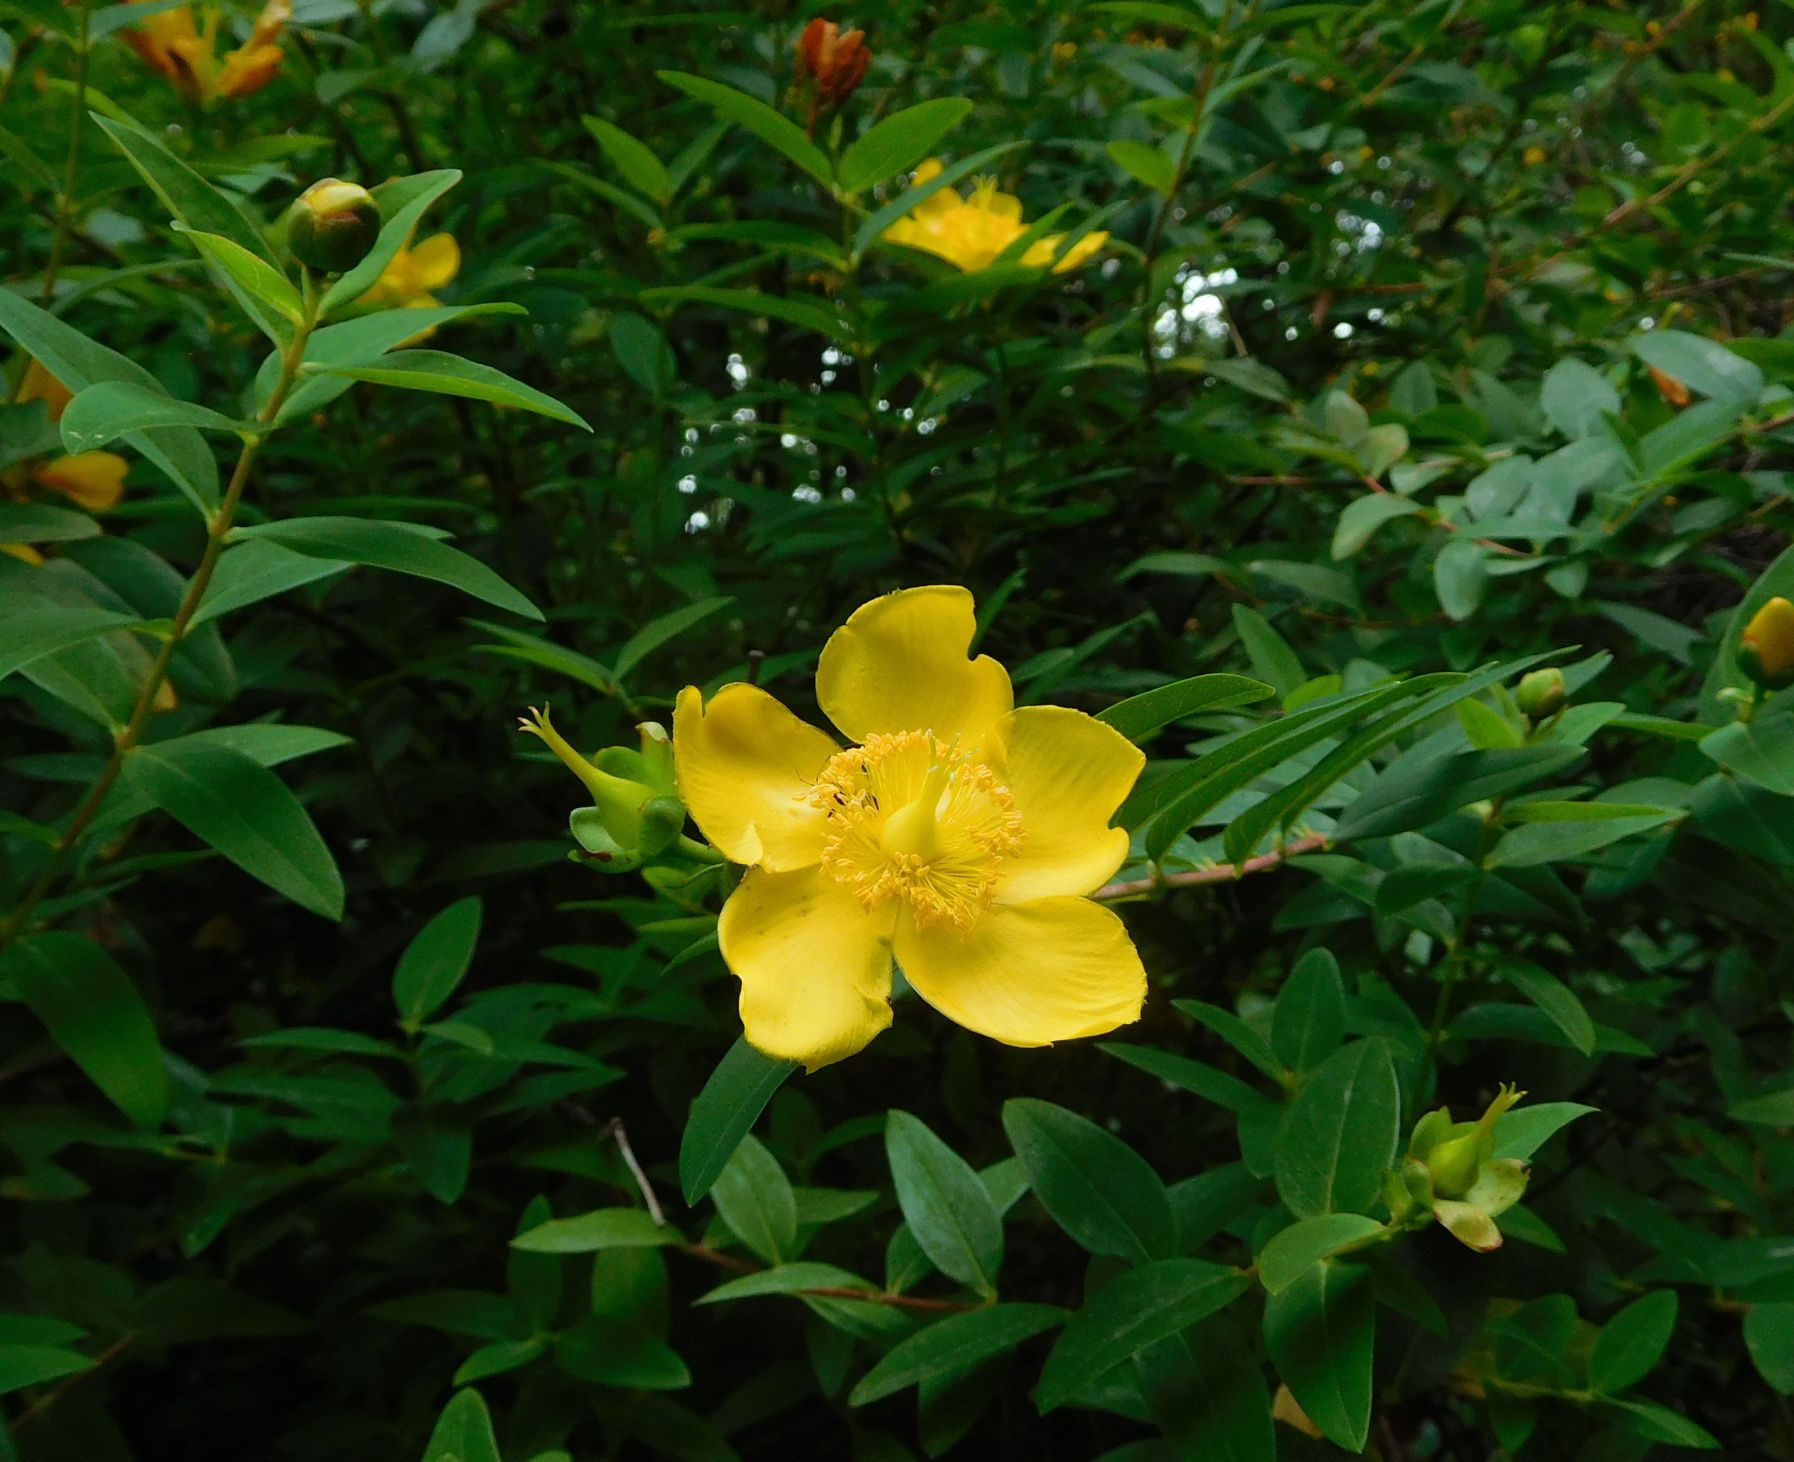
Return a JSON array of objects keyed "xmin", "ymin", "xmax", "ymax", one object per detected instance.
[{"xmin": 287, "ymin": 178, "xmax": 380, "ymax": 274}]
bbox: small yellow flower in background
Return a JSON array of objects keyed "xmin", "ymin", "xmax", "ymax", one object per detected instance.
[
  {"xmin": 1740, "ymin": 596, "xmax": 1794, "ymax": 691},
  {"xmin": 1051, "ymin": 40, "xmax": 1078, "ymax": 64},
  {"xmin": 885, "ymin": 159, "xmax": 1108, "ymax": 275},
  {"xmin": 1521, "ymin": 144, "xmax": 1547, "ymax": 167},
  {"xmin": 125, "ymin": 0, "xmax": 290, "ymax": 104},
  {"xmin": 3, "ymin": 359, "xmax": 129, "ymax": 561},
  {"xmin": 364, "ymin": 233, "xmax": 461, "ymax": 310},
  {"xmin": 673, "ymin": 585, "xmax": 1147, "ymax": 1070}
]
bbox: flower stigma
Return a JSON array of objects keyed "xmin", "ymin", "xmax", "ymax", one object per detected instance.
[{"xmin": 811, "ymin": 732, "xmax": 1023, "ymax": 930}]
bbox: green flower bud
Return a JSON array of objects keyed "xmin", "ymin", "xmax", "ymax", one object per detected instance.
[
  {"xmin": 1740, "ymin": 596, "xmax": 1794, "ymax": 692},
  {"xmin": 1515, "ymin": 667, "xmax": 1566, "ymax": 720},
  {"xmin": 287, "ymin": 178, "xmax": 380, "ymax": 274}
]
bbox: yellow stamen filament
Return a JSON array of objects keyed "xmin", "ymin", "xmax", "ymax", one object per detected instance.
[{"xmin": 812, "ymin": 732, "xmax": 1022, "ymax": 930}]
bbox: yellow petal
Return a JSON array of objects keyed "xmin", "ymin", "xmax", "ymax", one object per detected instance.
[
  {"xmin": 1, "ymin": 543, "xmax": 44, "ymax": 565},
  {"xmin": 894, "ymin": 895, "xmax": 1145, "ymax": 1047},
  {"xmin": 988, "ymin": 706, "xmax": 1142, "ymax": 902},
  {"xmin": 17, "ymin": 358, "xmax": 73, "ymax": 422},
  {"xmin": 216, "ymin": 41, "xmax": 282, "ymax": 98},
  {"xmin": 672, "ymin": 683, "xmax": 835, "ymax": 870},
  {"xmin": 34, "ymin": 452, "xmax": 127, "ymax": 512},
  {"xmin": 719, "ymin": 865, "xmax": 894, "ymax": 1070},
  {"xmin": 815, "ymin": 585, "xmax": 1013, "ymax": 744},
  {"xmin": 406, "ymin": 234, "xmax": 461, "ymax": 291}
]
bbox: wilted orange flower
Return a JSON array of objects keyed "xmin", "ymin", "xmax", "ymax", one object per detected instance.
[
  {"xmin": 126, "ymin": 0, "xmax": 290, "ymax": 104},
  {"xmin": 796, "ymin": 18, "xmax": 869, "ymax": 126},
  {"xmin": 1648, "ymin": 365, "xmax": 1691, "ymax": 408}
]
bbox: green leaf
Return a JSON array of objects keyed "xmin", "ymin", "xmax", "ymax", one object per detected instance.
[
  {"xmin": 848, "ymin": 1304, "xmax": 1064, "ymax": 1405},
  {"xmin": 59, "ymin": 381, "xmax": 253, "ymax": 454},
  {"xmin": 613, "ymin": 596, "xmax": 735, "ymax": 682},
  {"xmin": 312, "ymin": 350, "xmax": 591, "ymax": 430},
  {"xmin": 554, "ymin": 1315, "xmax": 688, "ymax": 1389},
  {"xmin": 1256, "ymin": 1214, "xmax": 1384, "ymax": 1294},
  {"xmin": 121, "ymin": 741, "xmax": 344, "ymax": 919},
  {"xmin": 1332, "ymin": 743, "xmax": 1585, "ymax": 842},
  {"xmin": 1106, "ymin": 138, "xmax": 1177, "ymax": 193},
  {"xmin": 174, "ymin": 225, "xmax": 302, "ymax": 334},
  {"xmin": 1496, "ymin": 959, "xmax": 1596, "ymax": 1056},
  {"xmin": 1700, "ymin": 717, "xmax": 1794, "ymax": 796},
  {"xmin": 1492, "ymin": 1102, "xmax": 1597, "ymax": 1160},
  {"xmin": 510, "ymin": 1207, "xmax": 676, "ymax": 1253},
  {"xmin": 0, "ymin": 602, "xmax": 142, "ymax": 681},
  {"xmin": 583, "ymin": 116, "xmax": 673, "ymax": 202},
  {"xmin": 1630, "ymin": 329, "xmax": 1763, "ymax": 408},
  {"xmin": 1732, "ymin": 1087, "xmax": 1794, "ymax": 1125},
  {"xmin": 1486, "ymin": 807, "xmax": 1681, "ymax": 867},
  {"xmin": 1002, "ymin": 1099, "xmax": 1175, "ymax": 1262},
  {"xmin": 1098, "ymin": 1042, "xmax": 1262, "ymax": 1112},
  {"xmin": 453, "ymin": 1338, "xmax": 544, "ymax": 1386},
  {"xmin": 231, "ymin": 517, "xmax": 541, "ymax": 620},
  {"xmin": 695, "ymin": 1262, "xmax": 873, "ymax": 1305},
  {"xmin": 392, "ymin": 897, "xmax": 482, "ymax": 1027},
  {"xmin": 1096, "ymin": 673, "xmax": 1275, "ymax": 739},
  {"xmin": 394, "ymin": 1107, "xmax": 472, "ymax": 1205},
  {"xmin": 421, "ymin": 1389, "xmax": 502, "ymax": 1462},
  {"xmin": 1270, "ymin": 948, "xmax": 1346, "ymax": 1072},
  {"xmin": 1589, "ymin": 1291, "xmax": 1678, "ymax": 1393},
  {"xmin": 1602, "ymin": 1397, "xmax": 1720, "ymax": 1450},
  {"xmin": 639, "ymin": 285, "xmax": 851, "ymax": 343},
  {"xmin": 1745, "ymin": 1301, "xmax": 1794, "ymax": 1393},
  {"xmin": 1263, "ymin": 1261, "xmax": 1375, "ymax": 1452},
  {"xmin": 658, "ymin": 70, "xmax": 832, "ymax": 185},
  {"xmin": 710, "ymin": 1134, "xmax": 797, "ymax": 1265},
  {"xmin": 92, "ymin": 114, "xmax": 275, "ymax": 264},
  {"xmin": 886, "ymin": 1110, "xmax": 1004, "ymax": 1297},
  {"xmin": 1, "ymin": 931, "xmax": 168, "ymax": 1127},
  {"xmin": 323, "ymin": 169, "xmax": 463, "ymax": 314},
  {"xmin": 1172, "ymin": 1000, "xmax": 1286, "ymax": 1083},
  {"xmin": 608, "ymin": 314, "xmax": 677, "ymax": 397},
  {"xmin": 189, "ymin": 540, "xmax": 352, "ymax": 627},
  {"xmin": 1231, "ymin": 604, "xmax": 1304, "ymax": 697},
  {"xmin": 1332, "ymin": 493, "xmax": 1423, "ymax": 559},
  {"xmin": 1134, "ymin": 1322, "xmax": 1273, "ymax": 1462},
  {"xmin": 1434, "ymin": 537, "xmax": 1489, "ymax": 621},
  {"xmin": 0, "ymin": 1345, "xmax": 93, "ymax": 1397},
  {"xmin": 1036, "ymin": 1261, "xmax": 1247, "ymax": 1412},
  {"xmin": 838, "ymin": 98, "xmax": 973, "ymax": 195},
  {"xmin": 679, "ymin": 1036, "xmax": 796, "ymax": 1204},
  {"xmin": 0, "ymin": 288, "xmax": 220, "ymax": 513},
  {"xmin": 0, "ymin": 503, "xmax": 99, "ymax": 544},
  {"xmin": 1273, "ymin": 1040, "xmax": 1400, "ymax": 1218},
  {"xmin": 1541, "ymin": 357, "xmax": 1620, "ymax": 439}
]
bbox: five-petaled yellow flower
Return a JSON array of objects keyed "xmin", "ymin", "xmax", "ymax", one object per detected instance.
[
  {"xmin": 673, "ymin": 586, "xmax": 1147, "ymax": 1070},
  {"xmin": 885, "ymin": 159, "xmax": 1108, "ymax": 275},
  {"xmin": 3, "ymin": 359, "xmax": 128, "ymax": 564},
  {"xmin": 125, "ymin": 0, "xmax": 290, "ymax": 104}
]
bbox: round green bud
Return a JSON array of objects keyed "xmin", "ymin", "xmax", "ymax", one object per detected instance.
[
  {"xmin": 286, "ymin": 178, "xmax": 380, "ymax": 274},
  {"xmin": 1515, "ymin": 667, "xmax": 1567, "ymax": 720}
]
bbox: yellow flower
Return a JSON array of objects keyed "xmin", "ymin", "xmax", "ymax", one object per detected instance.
[
  {"xmin": 885, "ymin": 159, "xmax": 1108, "ymax": 275},
  {"xmin": 3, "ymin": 359, "xmax": 129, "ymax": 559},
  {"xmin": 363, "ymin": 233, "xmax": 461, "ymax": 310},
  {"xmin": 1521, "ymin": 144, "xmax": 1547, "ymax": 167},
  {"xmin": 1740, "ymin": 596, "xmax": 1794, "ymax": 691},
  {"xmin": 125, "ymin": 0, "xmax": 290, "ymax": 104},
  {"xmin": 673, "ymin": 586, "xmax": 1147, "ymax": 1070}
]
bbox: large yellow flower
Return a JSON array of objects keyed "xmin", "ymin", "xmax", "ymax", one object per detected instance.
[
  {"xmin": 673, "ymin": 586, "xmax": 1147, "ymax": 1070},
  {"xmin": 885, "ymin": 159, "xmax": 1108, "ymax": 275},
  {"xmin": 125, "ymin": 0, "xmax": 290, "ymax": 104}
]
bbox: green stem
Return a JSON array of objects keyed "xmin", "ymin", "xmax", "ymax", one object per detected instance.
[
  {"xmin": 0, "ymin": 284, "xmax": 324, "ymax": 953},
  {"xmin": 40, "ymin": 0, "xmax": 94, "ymax": 306}
]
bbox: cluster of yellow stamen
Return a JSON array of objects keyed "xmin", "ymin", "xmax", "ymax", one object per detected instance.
[{"xmin": 812, "ymin": 731, "xmax": 1023, "ymax": 930}]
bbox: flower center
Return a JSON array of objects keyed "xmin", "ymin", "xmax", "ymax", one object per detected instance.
[{"xmin": 811, "ymin": 731, "xmax": 1023, "ymax": 930}]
